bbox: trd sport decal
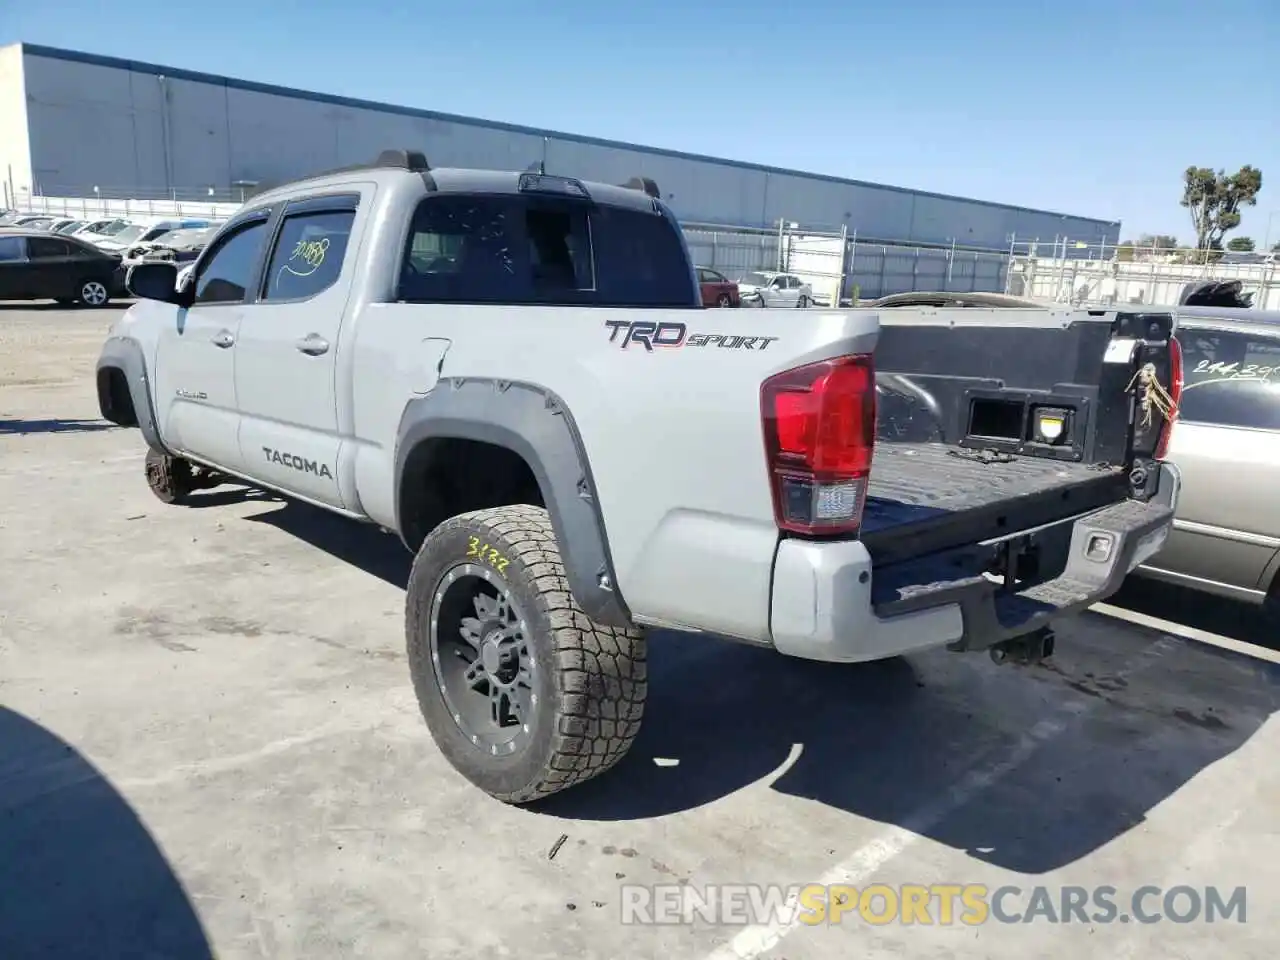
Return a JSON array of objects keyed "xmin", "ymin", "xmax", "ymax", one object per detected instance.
[{"xmin": 604, "ymin": 320, "xmax": 779, "ymax": 352}]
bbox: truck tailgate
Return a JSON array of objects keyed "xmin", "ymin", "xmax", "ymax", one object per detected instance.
[{"xmin": 861, "ymin": 442, "xmax": 1127, "ymax": 565}]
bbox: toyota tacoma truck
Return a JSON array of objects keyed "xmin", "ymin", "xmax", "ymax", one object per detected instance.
[{"xmin": 96, "ymin": 150, "xmax": 1182, "ymax": 804}]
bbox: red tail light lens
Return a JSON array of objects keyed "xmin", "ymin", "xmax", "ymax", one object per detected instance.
[
  {"xmin": 1155, "ymin": 335, "xmax": 1183, "ymax": 460},
  {"xmin": 761, "ymin": 354, "xmax": 876, "ymax": 535}
]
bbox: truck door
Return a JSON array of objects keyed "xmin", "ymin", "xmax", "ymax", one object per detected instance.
[
  {"xmin": 233, "ymin": 193, "xmax": 361, "ymax": 509},
  {"xmin": 153, "ymin": 211, "xmax": 273, "ymax": 472}
]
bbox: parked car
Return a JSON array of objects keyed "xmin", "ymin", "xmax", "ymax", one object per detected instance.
[
  {"xmin": 736, "ymin": 270, "xmax": 813, "ymax": 307},
  {"xmin": 1131, "ymin": 304, "xmax": 1280, "ymax": 620},
  {"xmin": 73, "ymin": 218, "xmax": 131, "ymax": 242},
  {"xmin": 123, "ymin": 224, "xmax": 220, "ymax": 264},
  {"xmin": 52, "ymin": 219, "xmax": 89, "ymax": 235},
  {"xmin": 696, "ymin": 266, "xmax": 739, "ymax": 307},
  {"xmin": 6, "ymin": 215, "xmax": 56, "ymax": 230},
  {"xmin": 0, "ymin": 228, "xmax": 125, "ymax": 306},
  {"xmin": 98, "ymin": 218, "xmax": 214, "ymax": 254}
]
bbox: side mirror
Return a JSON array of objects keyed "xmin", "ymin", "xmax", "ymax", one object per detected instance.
[{"xmin": 126, "ymin": 262, "xmax": 189, "ymax": 306}]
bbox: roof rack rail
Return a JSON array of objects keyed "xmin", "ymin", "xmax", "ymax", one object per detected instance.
[
  {"xmin": 525, "ymin": 161, "xmax": 546, "ymax": 174},
  {"xmin": 620, "ymin": 176, "xmax": 660, "ymax": 199}
]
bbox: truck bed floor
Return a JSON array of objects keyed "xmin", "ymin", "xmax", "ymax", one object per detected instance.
[{"xmin": 861, "ymin": 442, "xmax": 1126, "ymax": 564}]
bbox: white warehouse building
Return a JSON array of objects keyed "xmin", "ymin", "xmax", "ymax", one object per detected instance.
[{"xmin": 0, "ymin": 42, "xmax": 1120, "ymax": 249}]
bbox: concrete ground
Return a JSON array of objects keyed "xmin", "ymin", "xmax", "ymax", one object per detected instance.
[{"xmin": 1, "ymin": 303, "xmax": 1277, "ymax": 960}]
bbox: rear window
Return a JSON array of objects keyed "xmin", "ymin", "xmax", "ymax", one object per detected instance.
[
  {"xmin": 1178, "ymin": 326, "xmax": 1280, "ymax": 431},
  {"xmin": 398, "ymin": 194, "xmax": 696, "ymax": 307}
]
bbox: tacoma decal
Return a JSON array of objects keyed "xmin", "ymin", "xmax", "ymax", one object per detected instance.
[
  {"xmin": 262, "ymin": 446, "xmax": 334, "ymax": 479},
  {"xmin": 604, "ymin": 319, "xmax": 778, "ymax": 353},
  {"xmin": 175, "ymin": 389, "xmax": 208, "ymax": 401}
]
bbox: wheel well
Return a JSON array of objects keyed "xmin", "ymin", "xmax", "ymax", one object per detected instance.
[
  {"xmin": 96, "ymin": 367, "xmax": 138, "ymax": 426},
  {"xmin": 400, "ymin": 438, "xmax": 545, "ymax": 551}
]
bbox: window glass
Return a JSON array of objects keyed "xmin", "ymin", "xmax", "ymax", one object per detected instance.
[
  {"xmin": 399, "ymin": 195, "xmax": 696, "ymax": 308},
  {"xmin": 193, "ymin": 220, "xmax": 269, "ymax": 305},
  {"xmin": 705, "ymin": 268, "xmax": 726, "ymax": 283},
  {"xmin": 399, "ymin": 196, "xmax": 525, "ymax": 303},
  {"xmin": 28, "ymin": 237, "xmax": 72, "ymax": 259},
  {"xmin": 0, "ymin": 236, "xmax": 25, "ymax": 261},
  {"xmin": 526, "ymin": 204, "xmax": 594, "ymax": 294},
  {"xmin": 590, "ymin": 206, "xmax": 696, "ymax": 307},
  {"xmin": 263, "ymin": 209, "xmax": 355, "ymax": 301},
  {"xmin": 1178, "ymin": 326, "xmax": 1280, "ymax": 430}
]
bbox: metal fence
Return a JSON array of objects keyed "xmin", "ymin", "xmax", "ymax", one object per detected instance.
[
  {"xmin": 1008, "ymin": 243, "xmax": 1280, "ymax": 311},
  {"xmin": 684, "ymin": 221, "xmax": 1014, "ymax": 304}
]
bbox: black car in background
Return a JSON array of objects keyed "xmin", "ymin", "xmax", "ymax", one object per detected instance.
[{"xmin": 0, "ymin": 229, "xmax": 126, "ymax": 307}]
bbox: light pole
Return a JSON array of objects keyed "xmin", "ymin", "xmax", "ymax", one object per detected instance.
[{"xmin": 1264, "ymin": 211, "xmax": 1280, "ymax": 252}]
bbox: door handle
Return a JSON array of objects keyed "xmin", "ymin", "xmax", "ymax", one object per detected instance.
[
  {"xmin": 296, "ymin": 333, "xmax": 330, "ymax": 356},
  {"xmin": 212, "ymin": 330, "xmax": 235, "ymax": 348}
]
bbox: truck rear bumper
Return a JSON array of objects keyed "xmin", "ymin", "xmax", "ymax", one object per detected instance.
[{"xmin": 768, "ymin": 461, "xmax": 1181, "ymax": 663}]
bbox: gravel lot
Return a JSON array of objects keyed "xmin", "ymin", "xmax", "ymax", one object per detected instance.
[{"xmin": 2, "ymin": 303, "xmax": 1277, "ymax": 960}]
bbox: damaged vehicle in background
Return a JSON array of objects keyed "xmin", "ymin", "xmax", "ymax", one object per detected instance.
[
  {"xmin": 122, "ymin": 224, "xmax": 220, "ymax": 269},
  {"xmin": 96, "ymin": 217, "xmax": 214, "ymax": 255},
  {"xmin": 737, "ymin": 270, "xmax": 814, "ymax": 307}
]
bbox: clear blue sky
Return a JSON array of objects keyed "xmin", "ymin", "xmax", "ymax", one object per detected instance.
[{"xmin": 4, "ymin": 0, "xmax": 1278, "ymax": 244}]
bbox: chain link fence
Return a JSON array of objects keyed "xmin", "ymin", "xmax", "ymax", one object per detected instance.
[{"xmin": 1007, "ymin": 241, "xmax": 1280, "ymax": 311}]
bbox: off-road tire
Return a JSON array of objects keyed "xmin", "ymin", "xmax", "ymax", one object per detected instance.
[
  {"xmin": 405, "ymin": 504, "xmax": 647, "ymax": 803},
  {"xmin": 144, "ymin": 448, "xmax": 195, "ymax": 504}
]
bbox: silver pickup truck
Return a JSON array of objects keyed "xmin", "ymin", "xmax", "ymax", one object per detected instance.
[{"xmin": 96, "ymin": 150, "xmax": 1182, "ymax": 803}]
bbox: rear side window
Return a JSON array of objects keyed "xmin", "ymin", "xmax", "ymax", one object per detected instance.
[
  {"xmin": 0, "ymin": 236, "xmax": 24, "ymax": 261},
  {"xmin": 398, "ymin": 194, "xmax": 696, "ymax": 307},
  {"xmin": 263, "ymin": 209, "xmax": 356, "ymax": 302},
  {"xmin": 400, "ymin": 196, "xmax": 523, "ymax": 303},
  {"xmin": 1178, "ymin": 326, "xmax": 1280, "ymax": 430},
  {"xmin": 28, "ymin": 237, "xmax": 72, "ymax": 258},
  {"xmin": 590, "ymin": 205, "xmax": 696, "ymax": 307}
]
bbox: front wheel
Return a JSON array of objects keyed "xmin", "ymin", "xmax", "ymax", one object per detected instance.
[
  {"xmin": 144, "ymin": 448, "xmax": 195, "ymax": 504},
  {"xmin": 717, "ymin": 293, "xmax": 732, "ymax": 307},
  {"xmin": 406, "ymin": 504, "xmax": 647, "ymax": 804}
]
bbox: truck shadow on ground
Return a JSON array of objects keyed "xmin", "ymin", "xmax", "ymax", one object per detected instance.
[
  {"xmin": 540, "ymin": 627, "xmax": 1279, "ymax": 873},
  {"xmin": 0, "ymin": 707, "xmax": 214, "ymax": 960},
  {"xmin": 235, "ymin": 498, "xmax": 1280, "ymax": 874},
  {"xmin": 0, "ymin": 417, "xmax": 122, "ymax": 435}
]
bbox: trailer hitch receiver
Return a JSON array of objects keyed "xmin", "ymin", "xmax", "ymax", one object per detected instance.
[{"xmin": 989, "ymin": 626, "xmax": 1055, "ymax": 666}]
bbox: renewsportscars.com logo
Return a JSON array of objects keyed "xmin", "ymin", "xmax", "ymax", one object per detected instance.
[{"xmin": 619, "ymin": 883, "xmax": 1248, "ymax": 927}]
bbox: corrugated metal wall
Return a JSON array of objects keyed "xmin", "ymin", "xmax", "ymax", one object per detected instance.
[{"xmin": 17, "ymin": 48, "xmax": 1121, "ymax": 250}]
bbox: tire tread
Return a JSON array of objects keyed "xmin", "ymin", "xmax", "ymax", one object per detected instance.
[{"xmin": 406, "ymin": 504, "xmax": 646, "ymax": 803}]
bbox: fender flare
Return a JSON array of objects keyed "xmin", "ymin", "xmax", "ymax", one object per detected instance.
[
  {"xmin": 393, "ymin": 378, "xmax": 631, "ymax": 627},
  {"xmin": 95, "ymin": 335, "xmax": 170, "ymax": 454}
]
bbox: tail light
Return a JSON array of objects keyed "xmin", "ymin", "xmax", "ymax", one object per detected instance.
[
  {"xmin": 1155, "ymin": 335, "xmax": 1183, "ymax": 460},
  {"xmin": 761, "ymin": 354, "xmax": 876, "ymax": 535}
]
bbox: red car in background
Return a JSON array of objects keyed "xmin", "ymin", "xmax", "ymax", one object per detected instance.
[{"xmin": 697, "ymin": 266, "xmax": 739, "ymax": 307}]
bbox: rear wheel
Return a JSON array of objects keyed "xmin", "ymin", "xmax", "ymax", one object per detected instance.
[
  {"xmin": 796, "ymin": 294, "xmax": 810, "ymax": 308},
  {"xmin": 144, "ymin": 448, "xmax": 195, "ymax": 504},
  {"xmin": 406, "ymin": 504, "xmax": 647, "ymax": 804},
  {"xmin": 77, "ymin": 279, "xmax": 110, "ymax": 307}
]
